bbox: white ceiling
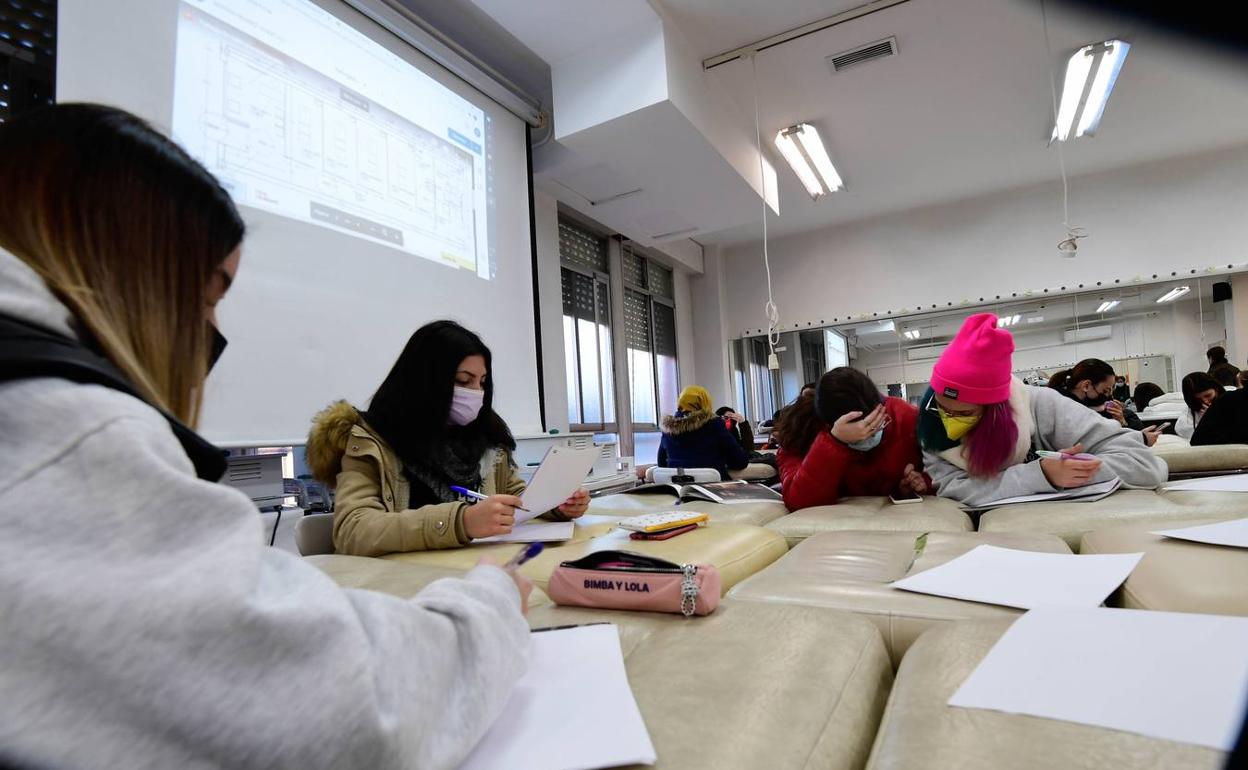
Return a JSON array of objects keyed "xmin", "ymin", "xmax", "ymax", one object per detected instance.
[{"xmin": 655, "ymin": 0, "xmax": 1248, "ymax": 245}]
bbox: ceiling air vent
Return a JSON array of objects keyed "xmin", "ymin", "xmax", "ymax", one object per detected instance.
[{"xmin": 827, "ymin": 37, "xmax": 897, "ymax": 72}]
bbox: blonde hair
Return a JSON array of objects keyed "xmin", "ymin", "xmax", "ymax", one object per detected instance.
[
  {"xmin": 677, "ymin": 386, "xmax": 712, "ymax": 414},
  {"xmin": 0, "ymin": 104, "xmax": 244, "ymax": 426}
]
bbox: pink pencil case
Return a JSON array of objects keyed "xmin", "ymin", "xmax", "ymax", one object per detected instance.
[{"xmin": 546, "ymin": 550, "xmax": 721, "ymax": 617}]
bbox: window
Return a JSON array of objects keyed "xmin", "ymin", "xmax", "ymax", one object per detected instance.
[
  {"xmin": 825, "ymin": 330, "xmax": 848, "ymax": 369},
  {"xmin": 0, "ymin": 1, "xmax": 56, "ymax": 125},
  {"xmin": 622, "ymin": 245, "xmax": 678, "ymax": 430},
  {"xmin": 559, "ymin": 220, "xmax": 615, "ymax": 431},
  {"xmin": 799, "ymin": 330, "xmax": 826, "ymax": 385},
  {"xmin": 748, "ymin": 337, "xmax": 780, "ymax": 423}
]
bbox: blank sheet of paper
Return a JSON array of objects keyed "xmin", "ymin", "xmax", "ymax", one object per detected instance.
[
  {"xmin": 460, "ymin": 624, "xmax": 656, "ymax": 770},
  {"xmin": 890, "ymin": 545, "xmax": 1143, "ymax": 609},
  {"xmin": 949, "ymin": 606, "xmax": 1248, "ymax": 750},
  {"xmin": 1162, "ymin": 474, "xmax": 1248, "ymax": 493},
  {"xmin": 517, "ymin": 446, "xmax": 598, "ymax": 523},
  {"xmin": 1153, "ymin": 517, "xmax": 1248, "ymax": 548},
  {"xmin": 474, "ymin": 520, "xmax": 575, "ymax": 543}
]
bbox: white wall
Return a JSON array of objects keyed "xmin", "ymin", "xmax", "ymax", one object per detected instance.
[
  {"xmin": 690, "ymin": 246, "xmax": 734, "ymax": 409},
  {"xmin": 718, "ymin": 145, "xmax": 1248, "ymax": 339}
]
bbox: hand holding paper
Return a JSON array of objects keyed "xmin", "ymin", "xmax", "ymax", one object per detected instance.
[{"xmin": 517, "ymin": 446, "xmax": 598, "ymax": 524}]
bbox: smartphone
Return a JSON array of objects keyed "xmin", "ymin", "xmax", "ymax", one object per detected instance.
[
  {"xmin": 629, "ymin": 524, "xmax": 699, "ymax": 540},
  {"xmin": 889, "ymin": 491, "xmax": 922, "ymax": 505}
]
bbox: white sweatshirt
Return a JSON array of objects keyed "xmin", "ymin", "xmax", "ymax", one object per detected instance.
[{"xmin": 0, "ymin": 246, "xmax": 530, "ymax": 770}]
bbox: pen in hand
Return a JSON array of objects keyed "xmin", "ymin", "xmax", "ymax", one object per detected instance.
[
  {"xmin": 451, "ymin": 485, "xmax": 531, "ymax": 512},
  {"xmin": 503, "ymin": 542, "xmax": 544, "ymax": 570}
]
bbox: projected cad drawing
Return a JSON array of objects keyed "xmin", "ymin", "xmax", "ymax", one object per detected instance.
[{"xmin": 173, "ymin": 0, "xmax": 490, "ymax": 275}]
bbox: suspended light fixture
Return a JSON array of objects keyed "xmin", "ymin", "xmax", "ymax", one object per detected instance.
[
  {"xmin": 1052, "ymin": 39, "xmax": 1131, "ymax": 142},
  {"xmin": 775, "ymin": 123, "xmax": 844, "ymax": 200}
]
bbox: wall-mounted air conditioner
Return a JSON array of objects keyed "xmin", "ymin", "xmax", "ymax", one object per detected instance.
[
  {"xmin": 906, "ymin": 345, "xmax": 948, "ymax": 362},
  {"xmin": 1062, "ymin": 325, "xmax": 1112, "ymax": 343}
]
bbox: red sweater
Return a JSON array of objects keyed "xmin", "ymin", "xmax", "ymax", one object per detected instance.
[{"xmin": 777, "ymin": 397, "xmax": 924, "ymax": 509}]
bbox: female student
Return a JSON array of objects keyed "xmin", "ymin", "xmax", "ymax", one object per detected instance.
[
  {"xmin": 1175, "ymin": 372, "xmax": 1225, "ymax": 440},
  {"xmin": 776, "ymin": 367, "xmax": 927, "ymax": 509},
  {"xmin": 307, "ymin": 320, "xmax": 589, "ymax": 556},
  {"xmin": 0, "ymin": 104, "xmax": 533, "ymax": 769},
  {"xmin": 918, "ymin": 314, "xmax": 1166, "ymax": 508},
  {"xmin": 657, "ymin": 385, "xmax": 750, "ymax": 479},
  {"xmin": 1047, "ymin": 358, "xmax": 1160, "ymax": 444}
]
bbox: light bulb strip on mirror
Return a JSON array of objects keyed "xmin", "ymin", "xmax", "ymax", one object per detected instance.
[{"xmin": 734, "ymin": 261, "xmax": 1248, "ymax": 338}]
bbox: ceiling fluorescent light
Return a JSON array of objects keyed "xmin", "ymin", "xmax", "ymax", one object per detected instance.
[
  {"xmin": 775, "ymin": 124, "xmax": 843, "ymax": 200},
  {"xmin": 902, "ymin": 329, "xmax": 920, "ymax": 340},
  {"xmin": 1052, "ymin": 39, "xmax": 1130, "ymax": 142},
  {"xmin": 996, "ymin": 314, "xmax": 1022, "ymax": 328},
  {"xmin": 1156, "ymin": 286, "xmax": 1190, "ymax": 304},
  {"xmin": 1096, "ymin": 300, "xmax": 1120, "ymax": 313}
]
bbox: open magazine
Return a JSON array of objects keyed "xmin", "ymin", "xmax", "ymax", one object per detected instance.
[
  {"xmin": 960, "ymin": 477, "xmax": 1122, "ymax": 512},
  {"xmin": 626, "ymin": 479, "xmax": 783, "ymax": 504}
]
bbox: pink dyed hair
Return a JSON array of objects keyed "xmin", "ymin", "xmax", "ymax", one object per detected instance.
[{"xmin": 964, "ymin": 400, "xmax": 1018, "ymax": 477}]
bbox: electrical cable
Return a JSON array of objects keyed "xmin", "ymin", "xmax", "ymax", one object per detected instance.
[
  {"xmin": 1040, "ymin": 0, "xmax": 1086, "ymax": 256},
  {"xmin": 747, "ymin": 52, "xmax": 781, "ymax": 360}
]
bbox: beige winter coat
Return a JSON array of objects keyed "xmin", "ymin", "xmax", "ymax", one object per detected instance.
[{"xmin": 306, "ymin": 401, "xmax": 541, "ymax": 556}]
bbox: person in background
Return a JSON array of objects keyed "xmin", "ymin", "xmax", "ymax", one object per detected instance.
[
  {"xmin": 658, "ymin": 386, "xmax": 750, "ymax": 480},
  {"xmin": 308, "ymin": 320, "xmax": 588, "ymax": 556},
  {"xmin": 1132, "ymin": 382, "xmax": 1165, "ymax": 414},
  {"xmin": 1175, "ymin": 372, "xmax": 1225, "ymax": 440},
  {"xmin": 1047, "ymin": 359, "xmax": 1159, "ymax": 444},
  {"xmin": 0, "ymin": 104, "xmax": 532, "ymax": 770},
  {"xmin": 716, "ymin": 405, "xmax": 755, "ymax": 452},
  {"xmin": 918, "ymin": 314, "xmax": 1166, "ymax": 509},
  {"xmin": 800, "ymin": 382, "xmax": 817, "ymax": 399},
  {"xmin": 776, "ymin": 367, "xmax": 927, "ymax": 509},
  {"xmin": 1112, "ymin": 375, "xmax": 1132, "ymax": 405},
  {"xmin": 1206, "ymin": 345, "xmax": 1240, "ymax": 387},
  {"xmin": 1191, "ymin": 383, "xmax": 1248, "ymax": 445}
]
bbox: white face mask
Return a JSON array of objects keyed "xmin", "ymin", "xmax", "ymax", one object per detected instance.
[{"xmin": 448, "ymin": 386, "xmax": 485, "ymax": 426}]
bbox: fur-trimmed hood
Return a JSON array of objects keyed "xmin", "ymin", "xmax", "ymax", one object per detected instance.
[
  {"xmin": 660, "ymin": 409, "xmax": 715, "ymax": 435},
  {"xmin": 305, "ymin": 400, "xmax": 364, "ymax": 487}
]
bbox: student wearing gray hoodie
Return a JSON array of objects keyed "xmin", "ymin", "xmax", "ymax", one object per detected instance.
[
  {"xmin": 917, "ymin": 313, "xmax": 1166, "ymax": 510},
  {"xmin": 0, "ymin": 104, "xmax": 531, "ymax": 770}
]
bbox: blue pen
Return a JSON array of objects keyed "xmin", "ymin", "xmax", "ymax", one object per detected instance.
[
  {"xmin": 450, "ymin": 485, "xmax": 530, "ymax": 512},
  {"xmin": 503, "ymin": 542, "xmax": 544, "ymax": 570}
]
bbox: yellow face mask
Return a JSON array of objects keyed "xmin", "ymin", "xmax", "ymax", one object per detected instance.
[{"xmin": 939, "ymin": 408, "xmax": 980, "ymax": 440}]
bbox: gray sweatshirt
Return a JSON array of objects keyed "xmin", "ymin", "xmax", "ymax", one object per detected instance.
[
  {"xmin": 924, "ymin": 380, "xmax": 1167, "ymax": 508},
  {"xmin": 0, "ymin": 246, "xmax": 530, "ymax": 770}
]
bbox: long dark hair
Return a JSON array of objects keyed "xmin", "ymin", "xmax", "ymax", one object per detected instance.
[
  {"xmin": 773, "ymin": 392, "xmax": 821, "ymax": 456},
  {"xmin": 1181, "ymin": 372, "xmax": 1224, "ymax": 420},
  {"xmin": 1048, "ymin": 359, "xmax": 1116, "ymax": 392},
  {"xmin": 365, "ymin": 320, "xmax": 514, "ymax": 467},
  {"xmin": 1132, "ymin": 382, "xmax": 1164, "ymax": 413},
  {"xmin": 0, "ymin": 103, "xmax": 244, "ymax": 426}
]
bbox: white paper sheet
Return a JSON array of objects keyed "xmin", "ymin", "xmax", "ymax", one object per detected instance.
[
  {"xmin": 890, "ymin": 545, "xmax": 1143, "ymax": 609},
  {"xmin": 949, "ymin": 606, "xmax": 1248, "ymax": 750},
  {"xmin": 961, "ymin": 477, "xmax": 1121, "ymax": 511},
  {"xmin": 1153, "ymin": 517, "xmax": 1248, "ymax": 548},
  {"xmin": 1162, "ymin": 473, "xmax": 1248, "ymax": 492},
  {"xmin": 516, "ymin": 446, "xmax": 599, "ymax": 524},
  {"xmin": 460, "ymin": 624, "xmax": 657, "ymax": 770},
  {"xmin": 474, "ymin": 520, "xmax": 575, "ymax": 543}
]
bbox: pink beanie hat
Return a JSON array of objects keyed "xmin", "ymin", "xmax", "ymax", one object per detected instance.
[{"xmin": 931, "ymin": 313, "xmax": 1014, "ymax": 404}]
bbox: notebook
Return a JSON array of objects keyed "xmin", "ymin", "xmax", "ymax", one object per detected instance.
[
  {"xmin": 960, "ymin": 477, "xmax": 1121, "ymax": 512},
  {"xmin": 627, "ymin": 479, "xmax": 782, "ymax": 504}
]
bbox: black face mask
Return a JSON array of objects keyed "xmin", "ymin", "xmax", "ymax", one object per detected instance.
[
  {"xmin": 1081, "ymin": 391, "xmax": 1112, "ymax": 407},
  {"xmin": 208, "ymin": 323, "xmax": 228, "ymax": 373}
]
